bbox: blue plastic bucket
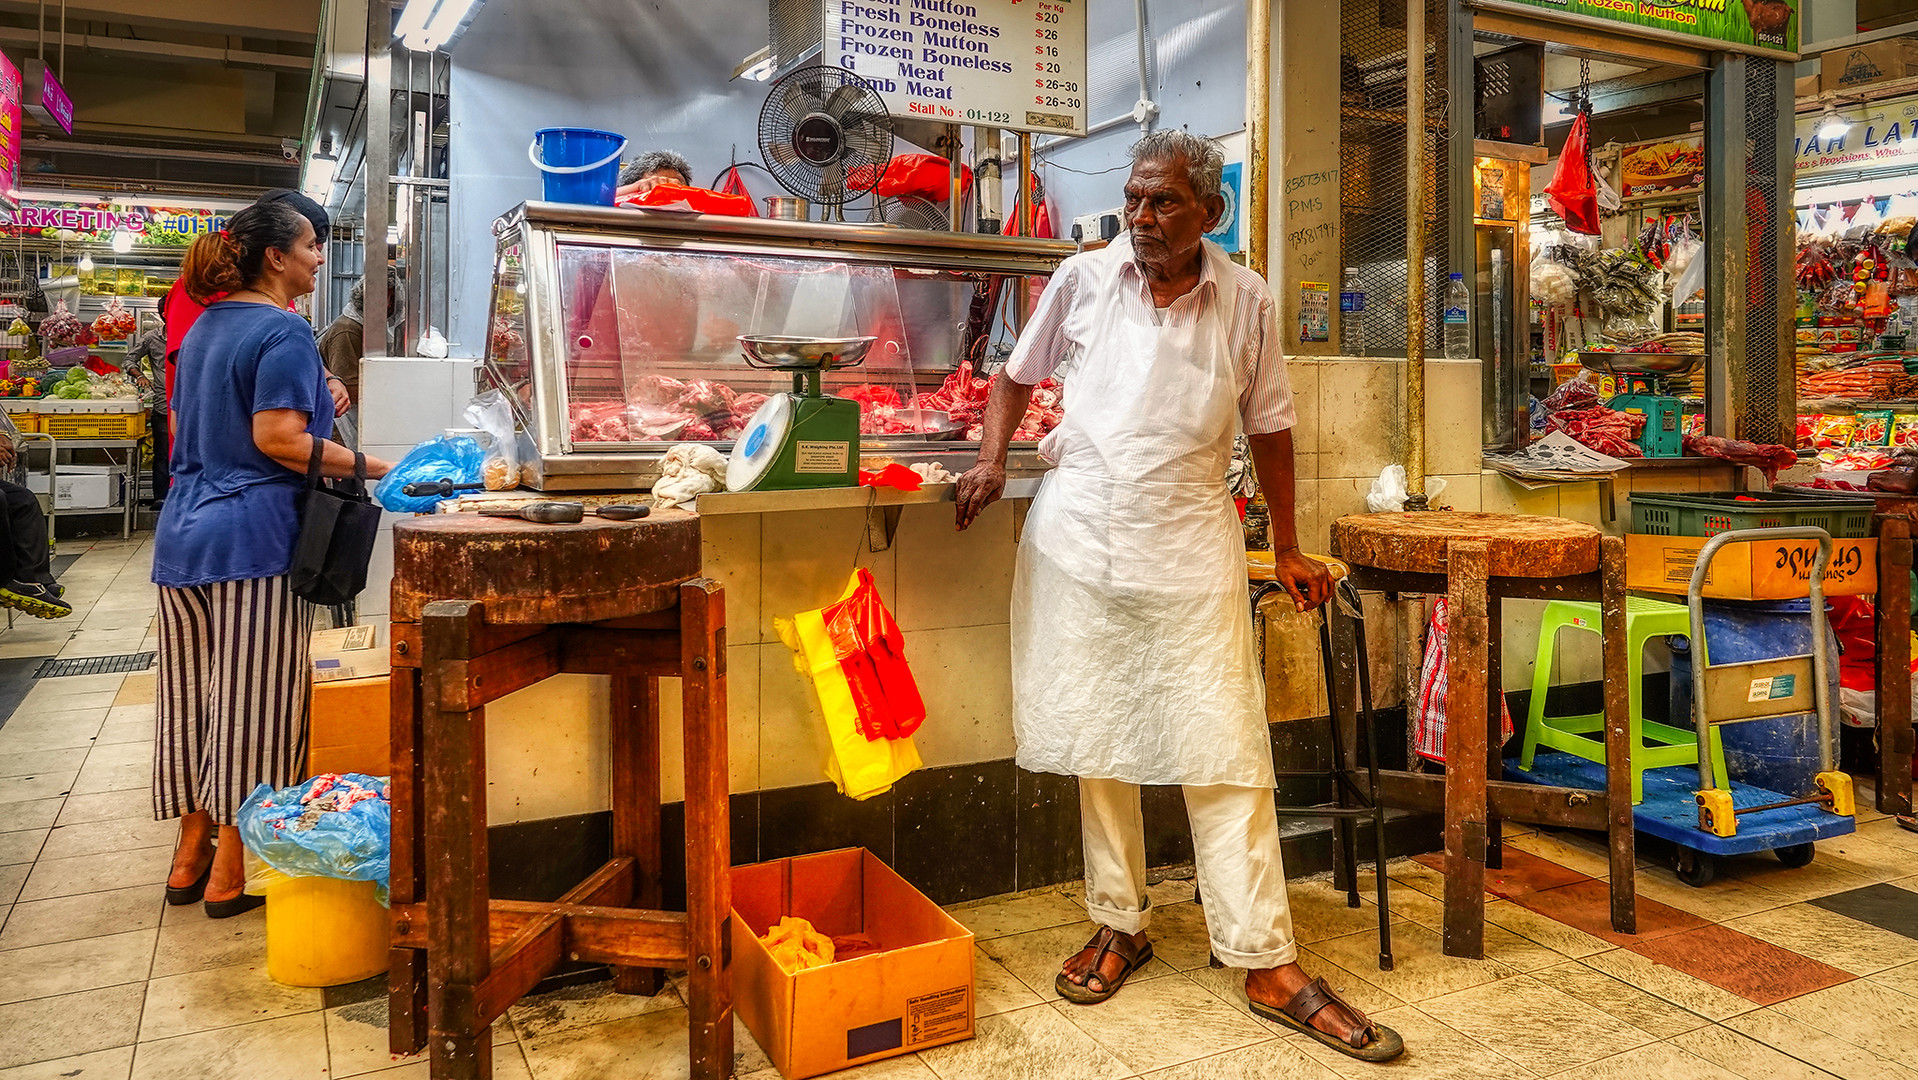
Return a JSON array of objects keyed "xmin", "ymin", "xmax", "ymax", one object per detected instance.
[
  {"xmin": 1668, "ymin": 599, "xmax": 1837, "ymax": 797},
  {"xmin": 529, "ymin": 128, "xmax": 627, "ymax": 205}
]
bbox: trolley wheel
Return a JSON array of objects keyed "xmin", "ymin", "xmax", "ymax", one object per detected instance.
[
  {"xmin": 1774, "ymin": 842, "xmax": 1816, "ymax": 868},
  {"xmin": 1674, "ymin": 848, "xmax": 1716, "ymax": 888}
]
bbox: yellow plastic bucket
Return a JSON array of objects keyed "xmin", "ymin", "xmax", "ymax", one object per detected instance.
[{"xmin": 264, "ymin": 874, "xmax": 390, "ymax": 987}]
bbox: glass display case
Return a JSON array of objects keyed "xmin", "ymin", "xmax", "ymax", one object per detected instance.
[{"xmin": 484, "ymin": 201, "xmax": 1075, "ymax": 490}]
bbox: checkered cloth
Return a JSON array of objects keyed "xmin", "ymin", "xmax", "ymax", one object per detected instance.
[{"xmin": 1414, "ymin": 598, "xmax": 1514, "ymax": 763}]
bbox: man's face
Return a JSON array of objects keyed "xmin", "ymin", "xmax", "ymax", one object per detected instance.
[{"xmin": 1123, "ymin": 155, "xmax": 1224, "ymax": 274}]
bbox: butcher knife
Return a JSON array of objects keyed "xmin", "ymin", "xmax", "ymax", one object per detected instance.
[{"xmin": 479, "ymin": 501, "xmax": 585, "ymax": 524}]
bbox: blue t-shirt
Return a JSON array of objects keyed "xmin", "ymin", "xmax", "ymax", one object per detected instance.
[{"xmin": 153, "ymin": 302, "xmax": 333, "ymax": 587}]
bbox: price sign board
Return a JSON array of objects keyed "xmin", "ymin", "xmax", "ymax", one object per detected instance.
[
  {"xmin": 825, "ymin": 0, "xmax": 1087, "ymax": 136},
  {"xmin": 0, "ymin": 53, "xmax": 20, "ymax": 206}
]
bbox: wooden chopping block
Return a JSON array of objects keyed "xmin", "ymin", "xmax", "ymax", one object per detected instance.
[
  {"xmin": 1332, "ymin": 511, "xmax": 1602, "ymax": 579},
  {"xmin": 391, "ymin": 508, "xmax": 701, "ymax": 624}
]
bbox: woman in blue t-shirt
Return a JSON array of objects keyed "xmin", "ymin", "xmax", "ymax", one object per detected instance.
[{"xmin": 152, "ymin": 200, "xmax": 393, "ymax": 918}]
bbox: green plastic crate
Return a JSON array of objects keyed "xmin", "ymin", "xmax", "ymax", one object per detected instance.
[{"xmin": 1628, "ymin": 491, "xmax": 1876, "ymax": 539}]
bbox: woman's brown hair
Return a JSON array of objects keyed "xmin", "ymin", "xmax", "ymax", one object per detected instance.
[{"xmin": 179, "ymin": 200, "xmax": 309, "ymax": 305}]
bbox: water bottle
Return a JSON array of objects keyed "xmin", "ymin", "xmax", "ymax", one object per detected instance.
[
  {"xmin": 1444, "ymin": 272, "xmax": 1471, "ymax": 360},
  {"xmin": 1339, "ymin": 267, "xmax": 1367, "ymax": 356}
]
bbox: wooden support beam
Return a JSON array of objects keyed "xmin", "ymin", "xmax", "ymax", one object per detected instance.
[
  {"xmin": 390, "ymin": 620, "xmax": 549, "ymax": 671},
  {"xmin": 1877, "ymin": 515, "xmax": 1914, "ymax": 817},
  {"xmin": 1442, "ymin": 541, "xmax": 1491, "ymax": 960},
  {"xmin": 559, "ymin": 627, "xmax": 684, "ymax": 677},
  {"xmin": 477, "ymin": 916, "xmax": 564, "ymax": 1029}
]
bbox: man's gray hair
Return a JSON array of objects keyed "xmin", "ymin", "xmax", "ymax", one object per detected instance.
[
  {"xmin": 1128, "ymin": 130, "xmax": 1226, "ymax": 201},
  {"xmin": 620, "ymin": 150, "xmax": 694, "ymax": 186}
]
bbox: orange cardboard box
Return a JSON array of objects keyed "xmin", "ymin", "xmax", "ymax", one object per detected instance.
[
  {"xmin": 731, "ymin": 849, "xmax": 974, "ymax": 1079},
  {"xmin": 1625, "ymin": 534, "xmax": 1877, "ymax": 600},
  {"xmin": 307, "ymin": 675, "xmax": 390, "ymax": 777}
]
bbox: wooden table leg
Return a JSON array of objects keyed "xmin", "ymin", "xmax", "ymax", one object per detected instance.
[
  {"xmin": 1485, "ymin": 591, "xmax": 1504, "ymax": 872},
  {"xmin": 388, "ymin": 659, "xmax": 428, "ymax": 1056},
  {"xmin": 423, "ymin": 600, "xmax": 494, "ymax": 1080},
  {"xmin": 1876, "ymin": 516, "xmax": 1914, "ymax": 817},
  {"xmin": 610, "ymin": 673, "xmax": 665, "ymax": 996},
  {"xmin": 679, "ymin": 581, "xmax": 734, "ymax": 1080},
  {"xmin": 1442, "ymin": 541, "xmax": 1491, "ymax": 960},
  {"xmin": 1598, "ymin": 538, "xmax": 1637, "ymax": 934}
]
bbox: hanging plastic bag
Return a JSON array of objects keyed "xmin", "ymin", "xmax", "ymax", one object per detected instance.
[
  {"xmin": 237, "ymin": 773, "xmax": 391, "ymax": 903},
  {"xmin": 774, "ymin": 569, "xmax": 924, "ymax": 800},
  {"xmin": 1545, "ymin": 110, "xmax": 1601, "ymax": 235},
  {"xmin": 618, "ymin": 181, "xmax": 754, "ymax": 216},
  {"xmin": 464, "ymin": 389, "xmax": 522, "ymax": 490},
  {"xmin": 715, "ymin": 166, "xmax": 760, "ymax": 216},
  {"xmin": 1412, "ymin": 599, "xmax": 1514, "ymax": 764},
  {"xmin": 1668, "ymin": 238, "xmax": 1706, "ymax": 304},
  {"xmin": 375, "ymin": 433, "xmax": 486, "ymax": 513}
]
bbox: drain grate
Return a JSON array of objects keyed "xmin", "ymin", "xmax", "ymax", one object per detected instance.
[{"xmin": 34, "ymin": 652, "xmax": 155, "ymax": 679}]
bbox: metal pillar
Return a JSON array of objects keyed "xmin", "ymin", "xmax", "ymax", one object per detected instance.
[
  {"xmin": 1446, "ymin": 0, "xmax": 1473, "ymax": 311},
  {"xmin": 1403, "ymin": 0, "xmax": 1429, "ymax": 503},
  {"xmin": 363, "ymin": 0, "xmax": 392, "ymax": 360},
  {"xmin": 1703, "ymin": 53, "xmax": 1746, "ymax": 440},
  {"xmin": 1246, "ymin": 0, "xmax": 1271, "ymax": 281}
]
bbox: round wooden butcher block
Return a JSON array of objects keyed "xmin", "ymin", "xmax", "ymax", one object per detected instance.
[
  {"xmin": 1331, "ymin": 511, "xmax": 1601, "ymax": 579},
  {"xmin": 391, "ymin": 508, "xmax": 701, "ymax": 624}
]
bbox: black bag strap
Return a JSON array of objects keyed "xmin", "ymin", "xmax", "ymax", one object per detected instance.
[{"xmin": 305, "ymin": 436, "xmax": 326, "ymax": 489}]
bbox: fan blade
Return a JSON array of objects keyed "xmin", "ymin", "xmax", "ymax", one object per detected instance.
[
  {"xmin": 822, "ymin": 80, "xmax": 871, "ymax": 118},
  {"xmin": 767, "ymin": 141, "xmax": 803, "ymax": 167},
  {"xmin": 778, "ymin": 76, "xmax": 823, "ymax": 122}
]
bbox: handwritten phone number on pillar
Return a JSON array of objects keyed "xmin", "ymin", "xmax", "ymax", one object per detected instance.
[{"xmin": 1033, "ymin": 96, "xmax": 1082, "ymax": 108}]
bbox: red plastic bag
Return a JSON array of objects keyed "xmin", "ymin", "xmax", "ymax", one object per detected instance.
[
  {"xmin": 618, "ymin": 182, "xmax": 754, "ymax": 217},
  {"xmin": 715, "ymin": 166, "xmax": 759, "ymax": 216},
  {"xmin": 1413, "ymin": 599, "xmax": 1514, "ymax": 763},
  {"xmin": 1545, "ymin": 110, "xmax": 1601, "ymax": 235},
  {"xmin": 818, "ymin": 568, "xmax": 926, "ymax": 740},
  {"xmin": 850, "ymin": 154, "xmax": 973, "ymax": 201}
]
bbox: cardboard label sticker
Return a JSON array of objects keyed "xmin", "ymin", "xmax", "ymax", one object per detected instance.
[
  {"xmin": 907, "ymin": 986, "xmax": 971, "ymax": 1044},
  {"xmin": 794, "ymin": 440, "xmax": 850, "ymax": 474},
  {"xmin": 1746, "ymin": 674, "xmax": 1797, "ymax": 702}
]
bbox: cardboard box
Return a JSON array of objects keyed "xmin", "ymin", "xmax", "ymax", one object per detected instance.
[
  {"xmin": 1626, "ymin": 533, "xmax": 1878, "ymax": 599},
  {"xmin": 731, "ymin": 849, "xmax": 974, "ymax": 1079},
  {"xmin": 311, "ymin": 623, "xmax": 390, "ymax": 683},
  {"xmin": 25, "ymin": 464, "xmax": 120, "ymax": 509},
  {"xmin": 308, "ymin": 674, "xmax": 389, "ymax": 777},
  {"xmin": 1821, "ymin": 40, "xmax": 1918, "ymax": 94}
]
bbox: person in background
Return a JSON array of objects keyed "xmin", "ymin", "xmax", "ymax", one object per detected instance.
[
  {"xmin": 159, "ymin": 190, "xmax": 344, "ymax": 460},
  {"xmin": 0, "ymin": 419, "xmax": 69, "ymax": 618},
  {"xmin": 153, "ymin": 201, "xmax": 392, "ymax": 918},
  {"xmin": 614, "ymin": 149, "xmax": 693, "ymax": 200},
  {"xmin": 124, "ymin": 323, "xmax": 168, "ymax": 507},
  {"xmin": 955, "ymin": 131, "xmax": 1400, "ymax": 1062},
  {"xmin": 315, "ymin": 267, "xmax": 403, "ymax": 449}
]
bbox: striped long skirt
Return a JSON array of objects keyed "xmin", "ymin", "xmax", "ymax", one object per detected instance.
[{"xmin": 152, "ymin": 575, "xmax": 315, "ymax": 824}]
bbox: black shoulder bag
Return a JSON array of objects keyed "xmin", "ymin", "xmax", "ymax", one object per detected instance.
[{"xmin": 290, "ymin": 438, "xmax": 381, "ymax": 606}]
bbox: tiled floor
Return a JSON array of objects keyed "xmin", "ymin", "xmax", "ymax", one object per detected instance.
[{"xmin": 1, "ymin": 537, "xmax": 1916, "ymax": 1079}]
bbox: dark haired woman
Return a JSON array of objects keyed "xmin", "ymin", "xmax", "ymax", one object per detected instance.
[{"xmin": 152, "ymin": 200, "xmax": 393, "ymax": 917}]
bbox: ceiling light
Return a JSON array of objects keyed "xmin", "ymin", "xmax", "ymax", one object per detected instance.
[
  {"xmin": 394, "ymin": 0, "xmax": 485, "ymax": 52},
  {"xmin": 1817, "ymin": 107, "xmax": 1852, "ymax": 141},
  {"xmin": 77, "ymin": 253, "xmax": 92, "ymax": 273},
  {"xmin": 110, "ymin": 231, "xmax": 132, "ymax": 254},
  {"xmin": 732, "ymin": 47, "xmax": 777, "ymax": 82}
]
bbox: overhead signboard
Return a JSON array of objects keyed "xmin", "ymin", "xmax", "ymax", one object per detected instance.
[
  {"xmin": 1482, "ymin": 0, "xmax": 1797, "ymax": 57},
  {"xmin": 825, "ymin": 0, "xmax": 1088, "ymax": 136},
  {"xmin": 24, "ymin": 60, "xmax": 72, "ymax": 135},
  {"xmin": 0, "ymin": 53, "xmax": 19, "ymax": 207},
  {"xmin": 1795, "ymin": 93, "xmax": 1918, "ymax": 181},
  {"xmin": 0, "ymin": 198, "xmax": 235, "ymax": 245}
]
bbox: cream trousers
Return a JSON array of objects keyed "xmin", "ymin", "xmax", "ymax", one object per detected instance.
[{"xmin": 1079, "ymin": 776, "xmax": 1298, "ymax": 968}]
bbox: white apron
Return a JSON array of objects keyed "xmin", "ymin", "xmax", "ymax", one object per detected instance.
[{"xmin": 1010, "ymin": 276, "xmax": 1274, "ymax": 788}]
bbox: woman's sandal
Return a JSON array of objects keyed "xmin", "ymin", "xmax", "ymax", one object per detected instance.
[
  {"xmin": 1054, "ymin": 926, "xmax": 1154, "ymax": 1005},
  {"xmin": 164, "ymin": 863, "xmax": 212, "ymax": 906},
  {"xmin": 1249, "ymin": 977, "xmax": 1405, "ymax": 1062},
  {"xmin": 204, "ymin": 891, "xmax": 266, "ymax": 920}
]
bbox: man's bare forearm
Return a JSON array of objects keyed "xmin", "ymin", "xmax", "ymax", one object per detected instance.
[
  {"xmin": 973, "ymin": 374, "xmax": 1037, "ymax": 467},
  {"xmin": 1246, "ymin": 429, "xmax": 1301, "ymax": 553}
]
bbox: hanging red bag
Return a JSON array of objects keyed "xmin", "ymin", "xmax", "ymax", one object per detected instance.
[
  {"xmin": 847, "ymin": 154, "xmax": 973, "ymax": 201},
  {"xmin": 714, "ymin": 166, "xmax": 760, "ymax": 216},
  {"xmin": 818, "ymin": 568, "xmax": 926, "ymax": 741},
  {"xmin": 1545, "ymin": 109, "xmax": 1601, "ymax": 235}
]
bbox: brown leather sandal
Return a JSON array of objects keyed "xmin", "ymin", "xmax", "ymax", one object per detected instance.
[
  {"xmin": 1250, "ymin": 976, "xmax": 1405, "ymax": 1062},
  {"xmin": 1054, "ymin": 926, "xmax": 1154, "ymax": 1005}
]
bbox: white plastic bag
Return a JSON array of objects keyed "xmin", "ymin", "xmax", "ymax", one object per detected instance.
[
  {"xmin": 1365, "ymin": 465, "xmax": 1449, "ymax": 512},
  {"xmin": 652, "ymin": 443, "xmax": 728, "ymax": 510},
  {"xmin": 1669, "ymin": 238, "xmax": 1705, "ymax": 304},
  {"xmin": 464, "ymin": 390, "xmax": 521, "ymax": 490}
]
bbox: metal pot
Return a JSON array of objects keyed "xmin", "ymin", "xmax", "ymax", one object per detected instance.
[{"xmin": 765, "ymin": 196, "xmax": 809, "ymax": 221}]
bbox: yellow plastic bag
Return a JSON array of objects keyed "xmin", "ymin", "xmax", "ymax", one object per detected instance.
[
  {"xmin": 760, "ymin": 915, "xmax": 836, "ymax": 973},
  {"xmin": 775, "ymin": 572, "xmax": 922, "ymax": 801}
]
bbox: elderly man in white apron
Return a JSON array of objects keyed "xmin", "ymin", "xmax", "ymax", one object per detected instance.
[{"xmin": 956, "ymin": 131, "xmax": 1402, "ymax": 1062}]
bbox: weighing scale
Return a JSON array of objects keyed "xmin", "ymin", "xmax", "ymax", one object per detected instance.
[
  {"xmin": 726, "ymin": 335, "xmax": 875, "ymax": 492},
  {"xmin": 1578, "ymin": 351, "xmax": 1700, "ymax": 458}
]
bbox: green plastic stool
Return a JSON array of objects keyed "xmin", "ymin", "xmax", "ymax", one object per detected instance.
[{"xmin": 1519, "ymin": 596, "xmax": 1728, "ymax": 805}]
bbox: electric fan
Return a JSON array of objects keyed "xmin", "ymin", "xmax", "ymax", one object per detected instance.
[{"xmin": 758, "ymin": 65, "xmax": 893, "ymax": 218}]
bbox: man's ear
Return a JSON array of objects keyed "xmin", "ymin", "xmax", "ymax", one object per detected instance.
[{"xmin": 1203, "ymin": 193, "xmax": 1226, "ymax": 232}]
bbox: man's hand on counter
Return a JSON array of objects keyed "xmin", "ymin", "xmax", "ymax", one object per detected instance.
[
  {"xmin": 1273, "ymin": 547, "xmax": 1333, "ymax": 612},
  {"xmin": 954, "ymin": 460, "xmax": 1006, "ymax": 531}
]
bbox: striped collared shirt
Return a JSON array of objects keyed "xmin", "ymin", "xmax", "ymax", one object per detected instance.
[{"xmin": 1003, "ymin": 232, "xmax": 1298, "ymax": 435}]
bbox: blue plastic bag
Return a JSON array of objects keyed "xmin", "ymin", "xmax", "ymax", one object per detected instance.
[
  {"xmin": 238, "ymin": 773, "xmax": 391, "ymax": 902},
  {"xmin": 375, "ymin": 434, "xmax": 486, "ymax": 513}
]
